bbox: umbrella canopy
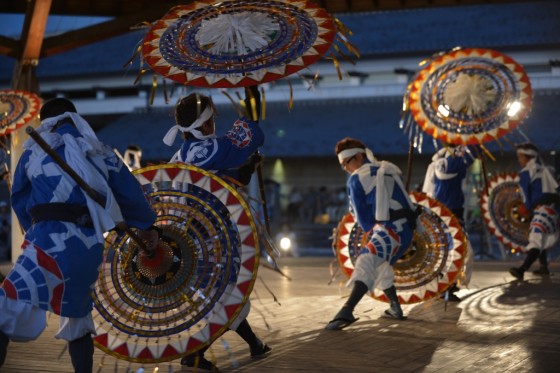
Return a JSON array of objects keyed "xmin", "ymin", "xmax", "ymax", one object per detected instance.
[
  {"xmin": 141, "ymin": 0, "xmax": 341, "ymax": 88},
  {"xmin": 404, "ymin": 48, "xmax": 533, "ymax": 146},
  {"xmin": 0, "ymin": 90, "xmax": 40, "ymax": 137}
]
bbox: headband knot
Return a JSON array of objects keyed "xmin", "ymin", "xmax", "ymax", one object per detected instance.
[{"xmin": 163, "ymin": 106, "xmax": 214, "ymax": 146}]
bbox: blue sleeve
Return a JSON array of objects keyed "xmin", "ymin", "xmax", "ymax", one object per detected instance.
[
  {"xmin": 10, "ymin": 151, "xmax": 32, "ymax": 230},
  {"xmin": 348, "ymin": 175, "xmax": 375, "ymax": 232},
  {"xmin": 445, "ymin": 153, "xmax": 474, "ymax": 174},
  {"xmin": 207, "ymin": 117, "xmax": 264, "ymax": 170},
  {"xmin": 105, "ymin": 154, "xmax": 156, "ymax": 229},
  {"xmin": 518, "ymin": 170, "xmax": 532, "ymax": 209}
]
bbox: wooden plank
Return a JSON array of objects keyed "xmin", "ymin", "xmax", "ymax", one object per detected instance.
[
  {"xmin": 40, "ymin": 1, "xmax": 188, "ymax": 58},
  {"xmin": 0, "ymin": 35, "xmax": 19, "ymax": 59},
  {"xmin": 19, "ymin": 0, "xmax": 52, "ymax": 62}
]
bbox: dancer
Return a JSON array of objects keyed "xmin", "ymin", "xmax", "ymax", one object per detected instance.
[
  {"xmin": 509, "ymin": 142, "xmax": 559, "ymax": 280},
  {"xmin": 423, "ymin": 144, "xmax": 477, "ymax": 301},
  {"xmin": 0, "ymin": 98, "xmax": 158, "ymax": 371},
  {"xmin": 164, "ymin": 86, "xmax": 270, "ymax": 370},
  {"xmin": 326, "ymin": 137, "xmax": 418, "ymax": 330}
]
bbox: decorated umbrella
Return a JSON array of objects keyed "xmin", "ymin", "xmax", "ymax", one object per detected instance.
[
  {"xmin": 333, "ymin": 192, "xmax": 467, "ymax": 304},
  {"xmin": 0, "ymin": 90, "xmax": 41, "ymax": 192},
  {"xmin": 0, "ymin": 90, "xmax": 41, "ymax": 137},
  {"xmin": 92, "ymin": 164, "xmax": 260, "ymax": 363},
  {"xmin": 480, "ymin": 172, "xmax": 529, "ymax": 254},
  {"xmin": 401, "ymin": 48, "xmax": 533, "ymax": 151},
  {"xmin": 140, "ymin": 0, "xmax": 357, "ymax": 89}
]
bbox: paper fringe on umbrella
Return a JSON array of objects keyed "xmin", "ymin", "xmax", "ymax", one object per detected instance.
[
  {"xmin": 196, "ymin": 11, "xmax": 280, "ymax": 56},
  {"xmin": 443, "ymin": 73, "xmax": 497, "ymax": 116}
]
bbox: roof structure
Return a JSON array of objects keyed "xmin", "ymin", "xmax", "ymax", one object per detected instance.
[{"xmin": 1, "ymin": 1, "xmax": 559, "ymax": 80}]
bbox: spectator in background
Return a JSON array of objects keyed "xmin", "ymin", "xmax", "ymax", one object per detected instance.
[
  {"xmin": 286, "ymin": 187, "xmax": 303, "ymax": 222},
  {"xmin": 123, "ymin": 144, "xmax": 142, "ymax": 170},
  {"xmin": 301, "ymin": 187, "xmax": 318, "ymax": 223}
]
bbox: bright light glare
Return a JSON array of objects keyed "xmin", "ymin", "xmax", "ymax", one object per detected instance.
[
  {"xmin": 507, "ymin": 101, "xmax": 521, "ymax": 117},
  {"xmin": 438, "ymin": 104, "xmax": 450, "ymax": 117},
  {"xmin": 280, "ymin": 237, "xmax": 292, "ymax": 251}
]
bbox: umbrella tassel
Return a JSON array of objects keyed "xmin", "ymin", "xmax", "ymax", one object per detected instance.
[
  {"xmin": 162, "ymin": 79, "xmax": 169, "ymax": 104},
  {"xmin": 149, "ymin": 75, "xmax": 158, "ymax": 105},
  {"xmin": 260, "ymin": 86, "xmax": 266, "ymax": 121},
  {"xmin": 220, "ymin": 90, "xmax": 243, "ymax": 117},
  {"xmin": 330, "ymin": 52, "xmax": 343, "ymax": 80},
  {"xmin": 288, "ymin": 81, "xmax": 294, "ymax": 111}
]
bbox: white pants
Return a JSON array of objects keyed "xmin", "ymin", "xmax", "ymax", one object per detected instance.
[
  {"xmin": 0, "ymin": 297, "xmax": 95, "ymax": 342},
  {"xmin": 525, "ymin": 205, "xmax": 560, "ymax": 251},
  {"xmin": 347, "ymin": 253, "xmax": 394, "ymax": 291}
]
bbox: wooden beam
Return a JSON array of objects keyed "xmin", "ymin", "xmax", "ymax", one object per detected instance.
[
  {"xmin": 0, "ymin": 35, "xmax": 19, "ymax": 59},
  {"xmin": 19, "ymin": 0, "xmax": 52, "ymax": 63},
  {"xmin": 40, "ymin": 1, "xmax": 190, "ymax": 58}
]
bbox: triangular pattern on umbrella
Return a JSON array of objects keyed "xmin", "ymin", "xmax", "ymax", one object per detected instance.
[{"xmin": 94, "ymin": 163, "xmax": 260, "ymax": 363}]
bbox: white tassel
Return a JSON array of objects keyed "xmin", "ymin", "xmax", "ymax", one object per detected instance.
[
  {"xmin": 443, "ymin": 73, "xmax": 496, "ymax": 115},
  {"xmin": 196, "ymin": 12, "xmax": 280, "ymax": 55}
]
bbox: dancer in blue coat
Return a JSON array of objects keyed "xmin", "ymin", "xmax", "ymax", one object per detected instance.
[
  {"xmin": 326, "ymin": 137, "xmax": 418, "ymax": 330},
  {"xmin": 164, "ymin": 87, "xmax": 269, "ymax": 370},
  {"xmin": 423, "ymin": 144, "xmax": 477, "ymax": 301},
  {"xmin": 509, "ymin": 142, "xmax": 560, "ymax": 280},
  {"xmin": 0, "ymin": 98, "xmax": 158, "ymax": 371}
]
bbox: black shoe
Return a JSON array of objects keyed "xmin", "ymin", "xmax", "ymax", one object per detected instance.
[
  {"xmin": 180, "ymin": 354, "xmax": 219, "ymax": 371},
  {"xmin": 533, "ymin": 267, "xmax": 550, "ymax": 275},
  {"xmin": 509, "ymin": 267, "xmax": 524, "ymax": 281},
  {"xmin": 0, "ymin": 331, "xmax": 9, "ymax": 367},
  {"xmin": 325, "ymin": 306, "xmax": 359, "ymax": 330},
  {"xmin": 250, "ymin": 341, "xmax": 272, "ymax": 358},
  {"xmin": 384, "ymin": 304, "xmax": 406, "ymax": 320}
]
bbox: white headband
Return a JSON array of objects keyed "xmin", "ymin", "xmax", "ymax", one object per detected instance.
[
  {"xmin": 163, "ymin": 106, "xmax": 214, "ymax": 146},
  {"xmin": 516, "ymin": 148, "xmax": 538, "ymax": 158},
  {"xmin": 338, "ymin": 148, "xmax": 366, "ymax": 164}
]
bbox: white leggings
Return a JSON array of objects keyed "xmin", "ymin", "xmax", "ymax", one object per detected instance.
[{"xmin": 0, "ymin": 296, "xmax": 94, "ymax": 342}]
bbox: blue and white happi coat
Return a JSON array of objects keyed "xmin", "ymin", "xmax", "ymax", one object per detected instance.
[
  {"xmin": 348, "ymin": 160, "xmax": 416, "ymax": 265},
  {"xmin": 170, "ymin": 116, "xmax": 264, "ymax": 179},
  {"xmin": 170, "ymin": 117, "xmax": 263, "ymax": 330},
  {"xmin": 1, "ymin": 119, "xmax": 156, "ymax": 318},
  {"xmin": 519, "ymin": 158, "xmax": 560, "ymax": 251},
  {"xmin": 422, "ymin": 146, "xmax": 475, "ymax": 212}
]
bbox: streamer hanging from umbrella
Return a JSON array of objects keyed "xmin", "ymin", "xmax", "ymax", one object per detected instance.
[
  {"xmin": 332, "ymin": 192, "xmax": 467, "ymax": 304},
  {"xmin": 92, "ymin": 164, "xmax": 260, "ymax": 363}
]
